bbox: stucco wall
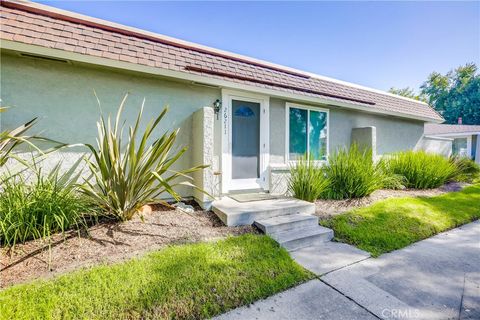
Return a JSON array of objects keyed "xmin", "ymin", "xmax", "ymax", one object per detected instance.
[
  {"xmin": 192, "ymin": 107, "xmax": 217, "ymax": 208},
  {"xmin": 415, "ymin": 136, "xmax": 453, "ymax": 157},
  {"xmin": 330, "ymin": 107, "xmax": 425, "ymax": 155},
  {"xmin": 2, "ymin": 52, "xmax": 434, "ymax": 198},
  {"xmin": 268, "ymin": 98, "xmax": 425, "ymax": 165},
  {"xmin": 351, "ymin": 126, "xmax": 377, "ymax": 157},
  {"xmin": 1, "ymin": 52, "xmax": 220, "ymax": 198}
]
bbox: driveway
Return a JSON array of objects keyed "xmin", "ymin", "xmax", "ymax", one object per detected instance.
[{"xmin": 215, "ymin": 221, "xmax": 479, "ymax": 320}]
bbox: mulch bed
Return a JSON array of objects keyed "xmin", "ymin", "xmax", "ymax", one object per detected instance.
[
  {"xmin": 315, "ymin": 182, "xmax": 467, "ymax": 219},
  {"xmin": 0, "ymin": 202, "xmax": 255, "ymax": 288}
]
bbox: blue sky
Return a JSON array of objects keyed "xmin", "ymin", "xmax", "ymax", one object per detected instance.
[{"xmin": 39, "ymin": 1, "xmax": 479, "ymax": 92}]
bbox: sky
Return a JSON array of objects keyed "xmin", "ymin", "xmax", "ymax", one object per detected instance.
[{"xmin": 38, "ymin": 1, "xmax": 480, "ymax": 92}]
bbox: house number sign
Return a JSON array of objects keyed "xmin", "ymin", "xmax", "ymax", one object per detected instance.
[{"xmin": 223, "ymin": 104, "xmax": 228, "ymax": 135}]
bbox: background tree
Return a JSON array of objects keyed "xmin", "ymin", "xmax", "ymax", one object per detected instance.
[
  {"xmin": 420, "ymin": 63, "xmax": 479, "ymax": 125},
  {"xmin": 389, "ymin": 63, "xmax": 480, "ymax": 125},
  {"xmin": 388, "ymin": 87, "xmax": 427, "ymax": 102}
]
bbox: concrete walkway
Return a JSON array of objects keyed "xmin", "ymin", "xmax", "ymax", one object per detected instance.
[
  {"xmin": 215, "ymin": 241, "xmax": 375, "ymax": 320},
  {"xmin": 214, "ymin": 279, "xmax": 377, "ymax": 320},
  {"xmin": 323, "ymin": 221, "xmax": 480, "ymax": 320},
  {"xmin": 215, "ymin": 221, "xmax": 480, "ymax": 320}
]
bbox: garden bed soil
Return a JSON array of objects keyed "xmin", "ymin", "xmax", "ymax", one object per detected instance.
[
  {"xmin": 315, "ymin": 182, "xmax": 467, "ymax": 219},
  {"xmin": 0, "ymin": 203, "xmax": 255, "ymax": 288}
]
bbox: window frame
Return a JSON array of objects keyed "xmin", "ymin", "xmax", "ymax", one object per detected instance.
[
  {"xmin": 285, "ymin": 102, "xmax": 330, "ymax": 163},
  {"xmin": 452, "ymin": 136, "xmax": 472, "ymax": 158}
]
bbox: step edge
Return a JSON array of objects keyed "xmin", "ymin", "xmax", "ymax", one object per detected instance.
[
  {"xmin": 272, "ymin": 228, "xmax": 334, "ymax": 243},
  {"xmin": 279, "ymin": 232, "xmax": 334, "ymax": 247},
  {"xmin": 254, "ymin": 214, "xmax": 317, "ymax": 226}
]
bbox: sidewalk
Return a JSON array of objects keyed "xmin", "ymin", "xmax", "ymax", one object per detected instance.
[
  {"xmin": 215, "ymin": 241, "xmax": 374, "ymax": 320},
  {"xmin": 323, "ymin": 220, "xmax": 480, "ymax": 320},
  {"xmin": 214, "ymin": 221, "xmax": 480, "ymax": 320}
]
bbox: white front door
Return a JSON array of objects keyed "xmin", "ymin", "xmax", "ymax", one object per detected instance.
[{"xmin": 221, "ymin": 90, "xmax": 269, "ymax": 193}]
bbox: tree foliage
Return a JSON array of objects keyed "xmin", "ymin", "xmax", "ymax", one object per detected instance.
[
  {"xmin": 389, "ymin": 63, "xmax": 480, "ymax": 125},
  {"xmin": 420, "ymin": 63, "xmax": 479, "ymax": 125},
  {"xmin": 388, "ymin": 87, "xmax": 427, "ymax": 102}
]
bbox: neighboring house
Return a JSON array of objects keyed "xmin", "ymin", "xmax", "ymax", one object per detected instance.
[
  {"xmin": 424, "ymin": 124, "xmax": 480, "ymax": 164},
  {"xmin": 0, "ymin": 1, "xmax": 444, "ymax": 208}
]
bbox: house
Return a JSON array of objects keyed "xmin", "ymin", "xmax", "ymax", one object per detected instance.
[
  {"xmin": 424, "ymin": 124, "xmax": 480, "ymax": 163},
  {"xmin": 0, "ymin": 0, "xmax": 444, "ymax": 209}
]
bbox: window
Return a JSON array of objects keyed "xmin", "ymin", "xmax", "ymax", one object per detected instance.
[
  {"xmin": 452, "ymin": 138, "xmax": 468, "ymax": 157},
  {"xmin": 287, "ymin": 103, "xmax": 328, "ymax": 161}
]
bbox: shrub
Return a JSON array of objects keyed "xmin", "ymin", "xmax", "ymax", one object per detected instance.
[
  {"xmin": 81, "ymin": 94, "xmax": 208, "ymax": 221},
  {"xmin": 0, "ymin": 159, "xmax": 93, "ymax": 247},
  {"xmin": 288, "ymin": 156, "xmax": 330, "ymax": 202},
  {"xmin": 0, "ymin": 106, "xmax": 65, "ymax": 185},
  {"xmin": 382, "ymin": 150, "xmax": 457, "ymax": 189},
  {"xmin": 0, "ymin": 107, "xmax": 38, "ymax": 168},
  {"xmin": 322, "ymin": 145, "xmax": 385, "ymax": 199},
  {"xmin": 449, "ymin": 156, "xmax": 480, "ymax": 182}
]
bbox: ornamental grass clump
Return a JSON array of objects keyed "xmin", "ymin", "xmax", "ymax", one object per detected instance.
[
  {"xmin": 288, "ymin": 156, "xmax": 330, "ymax": 202},
  {"xmin": 322, "ymin": 145, "xmax": 385, "ymax": 199},
  {"xmin": 0, "ymin": 159, "xmax": 93, "ymax": 247},
  {"xmin": 0, "ymin": 106, "xmax": 64, "ymax": 184},
  {"xmin": 80, "ymin": 94, "xmax": 208, "ymax": 221},
  {"xmin": 383, "ymin": 150, "xmax": 457, "ymax": 189},
  {"xmin": 449, "ymin": 155, "xmax": 480, "ymax": 183}
]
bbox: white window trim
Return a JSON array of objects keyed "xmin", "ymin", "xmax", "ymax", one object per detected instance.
[
  {"xmin": 221, "ymin": 89, "xmax": 270, "ymax": 193},
  {"xmin": 285, "ymin": 102, "xmax": 330, "ymax": 163}
]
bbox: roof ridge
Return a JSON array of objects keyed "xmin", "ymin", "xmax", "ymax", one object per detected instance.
[{"xmin": 3, "ymin": 0, "xmax": 431, "ymax": 108}]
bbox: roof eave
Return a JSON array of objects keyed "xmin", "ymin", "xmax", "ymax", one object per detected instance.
[{"xmin": 1, "ymin": 39, "xmax": 444, "ymax": 123}]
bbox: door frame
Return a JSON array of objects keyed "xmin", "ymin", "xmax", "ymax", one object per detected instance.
[{"xmin": 221, "ymin": 89, "xmax": 269, "ymax": 193}]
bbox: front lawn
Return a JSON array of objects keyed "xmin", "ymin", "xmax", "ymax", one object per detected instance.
[
  {"xmin": 0, "ymin": 234, "xmax": 312, "ymax": 320},
  {"xmin": 321, "ymin": 184, "xmax": 480, "ymax": 257}
]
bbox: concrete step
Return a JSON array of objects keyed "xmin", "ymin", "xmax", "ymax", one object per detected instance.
[
  {"xmin": 254, "ymin": 213, "xmax": 318, "ymax": 234},
  {"xmin": 270, "ymin": 226, "xmax": 334, "ymax": 251},
  {"xmin": 212, "ymin": 197, "xmax": 315, "ymax": 226}
]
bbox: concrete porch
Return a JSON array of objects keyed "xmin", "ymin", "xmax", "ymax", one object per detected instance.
[{"xmin": 212, "ymin": 196, "xmax": 333, "ymax": 251}]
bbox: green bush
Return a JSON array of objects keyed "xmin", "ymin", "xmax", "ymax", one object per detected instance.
[
  {"xmin": 0, "ymin": 160, "xmax": 93, "ymax": 247},
  {"xmin": 322, "ymin": 145, "xmax": 385, "ymax": 199},
  {"xmin": 288, "ymin": 156, "xmax": 330, "ymax": 202},
  {"xmin": 449, "ymin": 156, "xmax": 480, "ymax": 182},
  {"xmin": 0, "ymin": 107, "xmax": 38, "ymax": 168},
  {"xmin": 81, "ymin": 94, "xmax": 208, "ymax": 221},
  {"xmin": 382, "ymin": 150, "xmax": 457, "ymax": 189},
  {"xmin": 0, "ymin": 106, "xmax": 65, "ymax": 184}
]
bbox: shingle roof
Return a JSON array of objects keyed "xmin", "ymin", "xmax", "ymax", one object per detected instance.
[
  {"xmin": 0, "ymin": 0, "xmax": 443, "ymax": 122},
  {"xmin": 425, "ymin": 124, "xmax": 480, "ymax": 135}
]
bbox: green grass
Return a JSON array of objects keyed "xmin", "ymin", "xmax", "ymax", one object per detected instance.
[
  {"xmin": 321, "ymin": 184, "xmax": 480, "ymax": 257},
  {"xmin": 0, "ymin": 234, "xmax": 312, "ymax": 320}
]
